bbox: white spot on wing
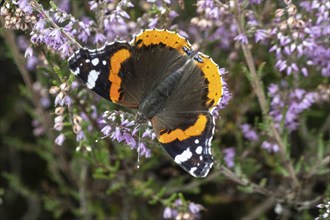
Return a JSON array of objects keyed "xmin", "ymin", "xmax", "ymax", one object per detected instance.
[
  {"xmin": 195, "ymin": 146, "xmax": 203, "ymax": 154},
  {"xmin": 189, "ymin": 167, "xmax": 197, "ymax": 174},
  {"xmin": 72, "ymin": 67, "xmax": 80, "ymax": 76},
  {"xmin": 102, "ymin": 60, "xmax": 107, "ymax": 65},
  {"xmin": 194, "ymin": 139, "xmax": 199, "ymax": 144},
  {"xmin": 174, "ymin": 148, "xmax": 192, "ymax": 164},
  {"xmin": 86, "ymin": 70, "xmax": 100, "ymax": 89},
  {"xmin": 86, "ymin": 59, "xmax": 90, "ymax": 63},
  {"xmin": 92, "ymin": 58, "xmax": 99, "ymax": 66}
]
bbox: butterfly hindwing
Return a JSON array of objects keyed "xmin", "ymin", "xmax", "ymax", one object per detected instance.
[{"xmin": 152, "ymin": 113, "xmax": 215, "ymax": 177}]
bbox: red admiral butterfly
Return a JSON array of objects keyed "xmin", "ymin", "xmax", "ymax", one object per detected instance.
[{"xmin": 68, "ymin": 29, "xmax": 223, "ymax": 177}]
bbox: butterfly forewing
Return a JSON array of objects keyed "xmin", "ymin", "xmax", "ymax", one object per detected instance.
[{"xmin": 68, "ymin": 42, "xmax": 140, "ymax": 108}]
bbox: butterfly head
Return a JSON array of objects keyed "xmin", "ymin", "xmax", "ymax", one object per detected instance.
[{"xmin": 135, "ymin": 111, "xmax": 148, "ymax": 126}]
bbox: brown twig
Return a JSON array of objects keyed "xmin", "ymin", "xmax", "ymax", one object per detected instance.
[
  {"xmin": 0, "ymin": 18, "xmax": 51, "ymax": 130},
  {"xmin": 305, "ymin": 155, "xmax": 330, "ymax": 179},
  {"xmin": 79, "ymin": 159, "xmax": 90, "ymax": 220},
  {"xmin": 241, "ymin": 197, "xmax": 276, "ymax": 220}
]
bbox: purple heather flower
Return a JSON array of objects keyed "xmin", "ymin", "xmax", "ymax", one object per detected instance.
[
  {"xmin": 55, "ymin": 133, "xmax": 65, "ymax": 146},
  {"xmin": 240, "ymin": 124, "xmax": 259, "ymax": 141},
  {"xmin": 168, "ymin": 10, "xmax": 178, "ymax": 19},
  {"xmin": 76, "ymin": 130, "xmax": 86, "ymax": 142},
  {"xmin": 255, "ymin": 29, "xmax": 269, "ymax": 43},
  {"xmin": 63, "ymin": 95, "xmax": 72, "ymax": 106},
  {"xmin": 189, "ymin": 202, "xmax": 203, "ymax": 214},
  {"xmin": 148, "ymin": 17, "xmax": 158, "ymax": 28},
  {"xmin": 142, "ymin": 129, "xmax": 153, "ymax": 138},
  {"xmin": 137, "ymin": 142, "xmax": 151, "ymax": 158},
  {"xmin": 26, "ymin": 55, "xmax": 39, "ymax": 71},
  {"xmin": 93, "ymin": 33, "xmax": 106, "ymax": 44},
  {"xmin": 163, "ymin": 200, "xmax": 203, "ymax": 219},
  {"xmin": 249, "ymin": 0, "xmax": 263, "ymax": 4},
  {"xmin": 54, "ymin": 92, "xmax": 64, "ymax": 106},
  {"xmin": 100, "ymin": 110, "xmax": 152, "ymax": 158},
  {"xmin": 163, "ymin": 207, "xmax": 175, "ymax": 219},
  {"xmin": 111, "ymin": 127, "xmax": 124, "ymax": 142},
  {"xmin": 58, "ymin": 42, "xmax": 71, "ymax": 58},
  {"xmin": 57, "ymin": 0, "xmax": 71, "ymax": 12},
  {"xmin": 77, "ymin": 21, "xmax": 91, "ymax": 43},
  {"xmin": 17, "ymin": 36, "xmax": 29, "ymax": 50},
  {"xmin": 269, "ymin": 1, "xmax": 330, "ymax": 77},
  {"xmin": 223, "ymin": 147, "xmax": 235, "ymax": 168},
  {"xmin": 32, "ymin": 120, "xmax": 45, "ymax": 136},
  {"xmin": 261, "ymin": 141, "xmax": 279, "ymax": 153},
  {"xmin": 196, "ymin": 0, "xmax": 215, "ymax": 11},
  {"xmin": 24, "ymin": 46, "xmax": 33, "ymax": 58},
  {"xmin": 44, "ymin": 28, "xmax": 66, "ymax": 51},
  {"xmin": 212, "ymin": 70, "xmax": 231, "ymax": 118},
  {"xmin": 234, "ymin": 33, "xmax": 248, "ymax": 45},
  {"xmin": 88, "ymin": 1, "xmax": 98, "ymax": 11},
  {"xmin": 269, "ymin": 83, "xmax": 316, "ymax": 131},
  {"xmin": 123, "ymin": 133, "xmax": 136, "ymax": 148},
  {"xmin": 16, "ymin": 0, "xmax": 33, "ymax": 14},
  {"xmin": 101, "ymin": 125, "xmax": 112, "ymax": 136}
]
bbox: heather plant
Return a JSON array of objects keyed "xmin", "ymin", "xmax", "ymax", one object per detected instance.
[{"xmin": 0, "ymin": 0, "xmax": 329, "ymax": 219}]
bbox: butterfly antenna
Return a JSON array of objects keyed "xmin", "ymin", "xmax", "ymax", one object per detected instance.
[
  {"xmin": 95, "ymin": 130, "xmax": 112, "ymax": 143},
  {"xmin": 137, "ymin": 128, "xmax": 141, "ymax": 169}
]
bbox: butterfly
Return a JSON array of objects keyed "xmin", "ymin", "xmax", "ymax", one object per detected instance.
[{"xmin": 68, "ymin": 29, "xmax": 223, "ymax": 177}]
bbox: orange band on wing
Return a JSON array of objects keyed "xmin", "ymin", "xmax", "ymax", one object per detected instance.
[
  {"xmin": 194, "ymin": 53, "xmax": 223, "ymax": 107},
  {"xmin": 133, "ymin": 29, "xmax": 192, "ymax": 55},
  {"xmin": 158, "ymin": 115, "xmax": 208, "ymax": 143},
  {"xmin": 109, "ymin": 48, "xmax": 131, "ymax": 102}
]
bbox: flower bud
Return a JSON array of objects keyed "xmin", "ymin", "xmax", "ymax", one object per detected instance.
[
  {"xmin": 5, "ymin": 21, "xmax": 11, "ymax": 28},
  {"xmin": 22, "ymin": 23, "xmax": 29, "ymax": 31},
  {"xmin": 4, "ymin": 14, "xmax": 11, "ymax": 21},
  {"xmin": 287, "ymin": 4, "xmax": 297, "ymax": 15},
  {"xmin": 287, "ymin": 17, "xmax": 296, "ymax": 27},
  {"xmin": 10, "ymin": 17, "xmax": 17, "ymax": 24},
  {"xmin": 25, "ymin": 15, "xmax": 31, "ymax": 22},
  {"xmin": 284, "ymin": 0, "xmax": 292, "ymax": 4},
  {"xmin": 73, "ymin": 124, "xmax": 82, "ymax": 134},
  {"xmin": 73, "ymin": 115, "xmax": 83, "ymax": 125},
  {"xmin": 279, "ymin": 21, "xmax": 288, "ymax": 31},
  {"xmin": 49, "ymin": 86, "xmax": 60, "ymax": 94},
  {"xmin": 295, "ymin": 19, "xmax": 305, "ymax": 28},
  {"xmin": 54, "ymin": 115, "xmax": 64, "ymax": 123},
  {"xmin": 55, "ymin": 107, "xmax": 65, "ymax": 115},
  {"xmin": 31, "ymin": 16, "xmax": 37, "ymax": 23},
  {"xmin": 54, "ymin": 122, "xmax": 64, "ymax": 131},
  {"xmin": 0, "ymin": 7, "xmax": 8, "ymax": 16},
  {"xmin": 275, "ymin": 9, "xmax": 285, "ymax": 18},
  {"xmin": 60, "ymin": 82, "xmax": 70, "ymax": 92},
  {"xmin": 56, "ymin": 91, "xmax": 65, "ymax": 101}
]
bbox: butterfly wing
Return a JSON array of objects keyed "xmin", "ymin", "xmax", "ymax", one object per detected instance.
[
  {"xmin": 68, "ymin": 42, "xmax": 140, "ymax": 108},
  {"xmin": 127, "ymin": 29, "xmax": 193, "ymax": 102},
  {"xmin": 151, "ymin": 53, "xmax": 223, "ymax": 177},
  {"xmin": 68, "ymin": 29, "xmax": 194, "ymax": 109}
]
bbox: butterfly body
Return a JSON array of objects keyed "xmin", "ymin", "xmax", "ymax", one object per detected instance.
[{"xmin": 68, "ymin": 29, "xmax": 223, "ymax": 177}]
